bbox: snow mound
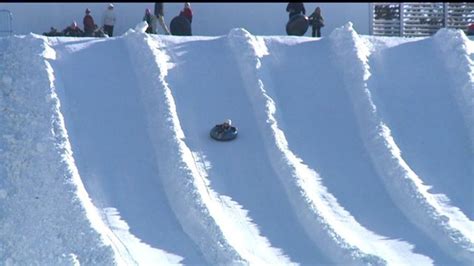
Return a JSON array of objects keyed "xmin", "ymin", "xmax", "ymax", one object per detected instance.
[
  {"xmin": 135, "ymin": 21, "xmax": 149, "ymax": 33},
  {"xmin": 0, "ymin": 34, "xmax": 115, "ymax": 265},
  {"xmin": 330, "ymin": 23, "xmax": 474, "ymax": 265},
  {"xmin": 1, "ymin": 23, "xmax": 472, "ymax": 265}
]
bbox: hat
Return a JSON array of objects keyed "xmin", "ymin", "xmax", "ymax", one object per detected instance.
[
  {"xmin": 108, "ymin": 3, "xmax": 114, "ymax": 8},
  {"xmin": 184, "ymin": 2, "xmax": 191, "ymax": 8},
  {"xmin": 224, "ymin": 119, "xmax": 232, "ymax": 125},
  {"xmin": 85, "ymin": 8, "xmax": 91, "ymax": 13}
]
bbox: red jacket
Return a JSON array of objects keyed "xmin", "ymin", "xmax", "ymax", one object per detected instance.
[
  {"xmin": 468, "ymin": 23, "xmax": 474, "ymax": 35},
  {"xmin": 180, "ymin": 7, "xmax": 193, "ymax": 23},
  {"xmin": 83, "ymin": 15, "xmax": 95, "ymax": 32}
]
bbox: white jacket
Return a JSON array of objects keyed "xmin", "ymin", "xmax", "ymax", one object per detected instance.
[{"xmin": 102, "ymin": 9, "xmax": 116, "ymax": 26}]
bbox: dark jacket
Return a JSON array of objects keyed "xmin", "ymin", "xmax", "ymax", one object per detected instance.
[
  {"xmin": 83, "ymin": 14, "xmax": 95, "ymax": 33},
  {"xmin": 154, "ymin": 3, "xmax": 164, "ymax": 17},
  {"xmin": 215, "ymin": 124, "xmax": 233, "ymax": 134},
  {"xmin": 143, "ymin": 13, "xmax": 153, "ymax": 33},
  {"xmin": 143, "ymin": 13, "xmax": 153, "ymax": 24},
  {"xmin": 286, "ymin": 3, "xmax": 305, "ymax": 16},
  {"xmin": 43, "ymin": 27, "xmax": 61, "ymax": 36},
  {"xmin": 309, "ymin": 12, "xmax": 324, "ymax": 28},
  {"xmin": 62, "ymin": 26, "xmax": 84, "ymax": 37}
]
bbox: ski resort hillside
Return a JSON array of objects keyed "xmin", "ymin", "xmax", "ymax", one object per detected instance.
[{"xmin": 0, "ymin": 22, "xmax": 473, "ymax": 265}]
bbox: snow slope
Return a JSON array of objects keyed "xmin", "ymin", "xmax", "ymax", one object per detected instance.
[
  {"xmin": 0, "ymin": 34, "xmax": 116, "ymax": 265},
  {"xmin": 0, "ymin": 23, "xmax": 473, "ymax": 265}
]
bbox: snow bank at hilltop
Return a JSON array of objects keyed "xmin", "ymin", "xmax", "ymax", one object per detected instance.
[{"xmin": 433, "ymin": 28, "xmax": 474, "ymax": 150}]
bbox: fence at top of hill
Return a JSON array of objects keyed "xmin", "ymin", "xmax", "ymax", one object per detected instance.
[{"xmin": 370, "ymin": 2, "xmax": 474, "ymax": 37}]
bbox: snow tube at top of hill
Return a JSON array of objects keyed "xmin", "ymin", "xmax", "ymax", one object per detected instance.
[
  {"xmin": 170, "ymin": 15, "xmax": 192, "ymax": 36},
  {"xmin": 210, "ymin": 126, "xmax": 238, "ymax": 141},
  {"xmin": 286, "ymin": 14, "xmax": 309, "ymax": 36}
]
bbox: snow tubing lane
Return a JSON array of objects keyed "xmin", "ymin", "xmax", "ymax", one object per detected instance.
[
  {"xmin": 286, "ymin": 14, "xmax": 309, "ymax": 36},
  {"xmin": 210, "ymin": 126, "xmax": 238, "ymax": 141},
  {"xmin": 170, "ymin": 16, "xmax": 192, "ymax": 36}
]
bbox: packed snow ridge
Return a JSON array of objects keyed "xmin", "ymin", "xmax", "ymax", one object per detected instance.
[{"xmin": 0, "ymin": 22, "xmax": 473, "ymax": 265}]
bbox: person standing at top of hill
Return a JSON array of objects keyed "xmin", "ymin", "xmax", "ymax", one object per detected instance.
[
  {"xmin": 83, "ymin": 8, "xmax": 95, "ymax": 37},
  {"xmin": 102, "ymin": 3, "xmax": 116, "ymax": 37},
  {"xmin": 143, "ymin": 8, "xmax": 154, "ymax": 33},
  {"xmin": 153, "ymin": 2, "xmax": 171, "ymax": 34},
  {"xmin": 308, "ymin": 6, "xmax": 324, "ymax": 37},
  {"xmin": 179, "ymin": 2, "xmax": 193, "ymax": 24},
  {"xmin": 467, "ymin": 23, "xmax": 474, "ymax": 36},
  {"xmin": 286, "ymin": 2, "xmax": 306, "ymax": 20}
]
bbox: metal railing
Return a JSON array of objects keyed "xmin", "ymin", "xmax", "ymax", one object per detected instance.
[
  {"xmin": 370, "ymin": 2, "xmax": 474, "ymax": 37},
  {"xmin": 0, "ymin": 9, "xmax": 13, "ymax": 36}
]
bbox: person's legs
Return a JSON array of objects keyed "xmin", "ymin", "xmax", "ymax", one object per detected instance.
[
  {"xmin": 312, "ymin": 27, "xmax": 316, "ymax": 37},
  {"xmin": 158, "ymin": 15, "xmax": 170, "ymax": 34},
  {"xmin": 316, "ymin": 28, "xmax": 321, "ymax": 37},
  {"xmin": 103, "ymin": 25, "xmax": 113, "ymax": 36},
  {"xmin": 151, "ymin": 15, "xmax": 158, "ymax": 34},
  {"xmin": 85, "ymin": 29, "xmax": 93, "ymax": 37}
]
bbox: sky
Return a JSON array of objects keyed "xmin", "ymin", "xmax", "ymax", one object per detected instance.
[
  {"xmin": 0, "ymin": 4, "xmax": 473, "ymax": 266},
  {"xmin": 0, "ymin": 3, "xmax": 370, "ymax": 36}
]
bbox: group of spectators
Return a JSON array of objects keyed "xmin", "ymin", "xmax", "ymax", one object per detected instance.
[
  {"xmin": 44, "ymin": 3, "xmax": 193, "ymax": 38},
  {"xmin": 44, "ymin": 3, "xmax": 326, "ymax": 38},
  {"xmin": 43, "ymin": 3, "xmax": 117, "ymax": 37}
]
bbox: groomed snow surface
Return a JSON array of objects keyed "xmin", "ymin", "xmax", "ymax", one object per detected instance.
[{"xmin": 0, "ymin": 23, "xmax": 473, "ymax": 265}]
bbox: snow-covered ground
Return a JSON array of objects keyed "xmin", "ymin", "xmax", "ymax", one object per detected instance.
[{"xmin": 0, "ymin": 21, "xmax": 473, "ymax": 265}]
